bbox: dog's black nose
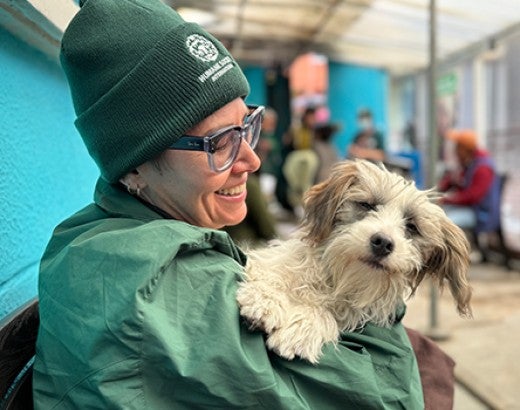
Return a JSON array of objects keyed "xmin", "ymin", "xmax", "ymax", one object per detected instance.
[{"xmin": 370, "ymin": 233, "xmax": 394, "ymax": 257}]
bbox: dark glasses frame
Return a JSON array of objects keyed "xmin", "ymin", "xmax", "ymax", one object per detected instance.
[{"xmin": 169, "ymin": 105, "xmax": 265, "ymax": 172}]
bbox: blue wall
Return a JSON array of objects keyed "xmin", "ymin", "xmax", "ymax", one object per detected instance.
[
  {"xmin": 242, "ymin": 66, "xmax": 267, "ymax": 106},
  {"xmin": 0, "ymin": 28, "xmax": 99, "ymax": 319},
  {"xmin": 328, "ymin": 61, "xmax": 388, "ymax": 157}
]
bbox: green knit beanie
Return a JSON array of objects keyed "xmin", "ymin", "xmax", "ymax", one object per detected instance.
[{"xmin": 61, "ymin": 0, "xmax": 250, "ymax": 183}]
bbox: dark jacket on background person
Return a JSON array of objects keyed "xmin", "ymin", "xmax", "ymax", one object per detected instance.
[{"xmin": 224, "ymin": 173, "xmax": 277, "ymax": 245}]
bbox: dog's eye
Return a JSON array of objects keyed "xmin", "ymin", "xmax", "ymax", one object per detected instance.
[
  {"xmin": 357, "ymin": 201, "xmax": 375, "ymax": 211},
  {"xmin": 406, "ymin": 221, "xmax": 419, "ymax": 236}
]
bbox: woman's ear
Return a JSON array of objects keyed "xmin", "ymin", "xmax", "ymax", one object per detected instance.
[
  {"xmin": 119, "ymin": 170, "xmax": 136, "ymax": 186},
  {"xmin": 119, "ymin": 169, "xmax": 144, "ymax": 192}
]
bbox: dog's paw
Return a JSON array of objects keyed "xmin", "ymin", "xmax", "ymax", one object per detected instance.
[
  {"xmin": 237, "ymin": 282, "xmax": 339, "ymax": 364},
  {"xmin": 236, "ymin": 282, "xmax": 282, "ymax": 333},
  {"xmin": 266, "ymin": 315, "xmax": 339, "ymax": 364}
]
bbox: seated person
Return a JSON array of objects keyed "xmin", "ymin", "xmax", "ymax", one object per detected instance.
[
  {"xmin": 223, "ymin": 172, "xmax": 278, "ymax": 246},
  {"xmin": 347, "ymin": 109, "xmax": 385, "ymax": 162},
  {"xmin": 314, "ymin": 123, "xmax": 340, "ymax": 183},
  {"xmin": 438, "ymin": 129, "xmax": 501, "ymax": 245}
]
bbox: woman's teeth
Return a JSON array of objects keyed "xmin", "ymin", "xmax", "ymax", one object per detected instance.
[{"xmin": 217, "ymin": 184, "xmax": 245, "ymax": 196}]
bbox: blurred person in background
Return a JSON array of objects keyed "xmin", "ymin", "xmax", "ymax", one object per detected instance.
[
  {"xmin": 256, "ymin": 107, "xmax": 281, "ymax": 177},
  {"xmin": 224, "ymin": 109, "xmax": 278, "ymax": 245},
  {"xmin": 284, "ymin": 106, "xmax": 316, "ymax": 151},
  {"xmin": 275, "ymin": 107, "xmax": 318, "ymax": 215},
  {"xmin": 255, "ymin": 106, "xmax": 280, "ymax": 203},
  {"xmin": 281, "ymin": 107, "xmax": 320, "ymax": 216},
  {"xmin": 438, "ymin": 129, "xmax": 501, "ymax": 257},
  {"xmin": 314, "ymin": 123, "xmax": 340, "ymax": 183},
  {"xmin": 223, "ymin": 168, "xmax": 278, "ymax": 245},
  {"xmin": 347, "ymin": 108, "xmax": 386, "ymax": 162}
]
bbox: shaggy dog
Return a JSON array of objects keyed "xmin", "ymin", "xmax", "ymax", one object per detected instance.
[{"xmin": 237, "ymin": 159, "xmax": 472, "ymax": 364}]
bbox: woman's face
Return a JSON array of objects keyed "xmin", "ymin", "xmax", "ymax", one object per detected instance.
[{"xmin": 135, "ymin": 98, "xmax": 261, "ymax": 229}]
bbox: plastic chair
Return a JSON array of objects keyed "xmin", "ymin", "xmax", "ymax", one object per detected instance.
[{"xmin": 0, "ymin": 298, "xmax": 39, "ymax": 410}]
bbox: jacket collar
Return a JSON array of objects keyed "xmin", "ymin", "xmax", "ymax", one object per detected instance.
[
  {"xmin": 92, "ymin": 178, "xmax": 250, "ymax": 266},
  {"xmin": 94, "ymin": 177, "xmax": 164, "ymax": 221}
]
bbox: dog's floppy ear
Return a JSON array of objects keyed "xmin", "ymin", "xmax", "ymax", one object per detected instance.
[
  {"xmin": 302, "ymin": 160, "xmax": 358, "ymax": 245},
  {"xmin": 424, "ymin": 217, "xmax": 472, "ymax": 317}
]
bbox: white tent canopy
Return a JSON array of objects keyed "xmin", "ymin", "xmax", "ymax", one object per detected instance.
[
  {"xmin": 2, "ymin": 0, "xmax": 520, "ymax": 75},
  {"xmin": 170, "ymin": 0, "xmax": 520, "ymax": 75}
]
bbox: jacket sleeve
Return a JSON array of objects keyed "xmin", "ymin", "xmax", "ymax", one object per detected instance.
[
  {"xmin": 136, "ymin": 246, "xmax": 424, "ymax": 410},
  {"xmin": 438, "ymin": 171, "xmax": 457, "ymax": 192},
  {"xmin": 443, "ymin": 165, "xmax": 494, "ymax": 205}
]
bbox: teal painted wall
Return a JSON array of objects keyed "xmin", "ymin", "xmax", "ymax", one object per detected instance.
[
  {"xmin": 0, "ymin": 28, "xmax": 98, "ymax": 319},
  {"xmin": 242, "ymin": 66, "xmax": 267, "ymax": 106},
  {"xmin": 328, "ymin": 61, "xmax": 388, "ymax": 157}
]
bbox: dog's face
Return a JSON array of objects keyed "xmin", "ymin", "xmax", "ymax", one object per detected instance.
[{"xmin": 302, "ymin": 159, "xmax": 472, "ymax": 316}]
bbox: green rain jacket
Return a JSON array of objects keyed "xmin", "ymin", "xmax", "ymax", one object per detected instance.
[{"xmin": 33, "ymin": 179, "xmax": 424, "ymax": 409}]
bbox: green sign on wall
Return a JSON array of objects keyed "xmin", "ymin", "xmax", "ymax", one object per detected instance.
[{"xmin": 437, "ymin": 72, "xmax": 458, "ymax": 96}]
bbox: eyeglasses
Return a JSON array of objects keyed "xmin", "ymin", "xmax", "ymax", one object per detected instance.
[{"xmin": 168, "ymin": 105, "xmax": 265, "ymax": 173}]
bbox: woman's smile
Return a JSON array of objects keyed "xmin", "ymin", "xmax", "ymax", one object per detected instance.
[{"xmin": 216, "ymin": 183, "xmax": 247, "ymax": 197}]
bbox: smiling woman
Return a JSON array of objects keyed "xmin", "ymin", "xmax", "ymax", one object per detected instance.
[
  {"xmin": 31, "ymin": 1, "xmax": 425, "ymax": 409},
  {"xmin": 122, "ymin": 99, "xmax": 261, "ymax": 229}
]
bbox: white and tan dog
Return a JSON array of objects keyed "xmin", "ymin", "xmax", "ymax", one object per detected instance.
[{"xmin": 237, "ymin": 159, "xmax": 472, "ymax": 364}]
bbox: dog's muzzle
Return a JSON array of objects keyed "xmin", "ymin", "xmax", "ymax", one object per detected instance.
[{"xmin": 370, "ymin": 233, "xmax": 394, "ymax": 258}]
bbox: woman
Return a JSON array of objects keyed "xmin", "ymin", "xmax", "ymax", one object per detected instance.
[{"xmin": 33, "ymin": 0, "xmax": 426, "ymax": 408}]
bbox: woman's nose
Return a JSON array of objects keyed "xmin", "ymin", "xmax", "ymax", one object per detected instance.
[{"xmin": 233, "ymin": 139, "xmax": 261, "ymax": 173}]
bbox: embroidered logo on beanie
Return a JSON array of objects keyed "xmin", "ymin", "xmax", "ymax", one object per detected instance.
[
  {"xmin": 186, "ymin": 34, "xmax": 218, "ymax": 62},
  {"xmin": 186, "ymin": 34, "xmax": 234, "ymax": 84}
]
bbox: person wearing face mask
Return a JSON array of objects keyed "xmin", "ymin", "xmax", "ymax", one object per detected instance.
[
  {"xmin": 32, "ymin": 1, "xmax": 445, "ymax": 408},
  {"xmin": 347, "ymin": 108, "xmax": 386, "ymax": 162}
]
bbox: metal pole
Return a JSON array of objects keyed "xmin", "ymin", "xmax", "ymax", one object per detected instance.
[{"xmin": 426, "ymin": 0, "xmax": 449, "ymax": 340}]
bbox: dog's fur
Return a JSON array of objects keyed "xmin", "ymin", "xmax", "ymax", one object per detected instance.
[{"xmin": 237, "ymin": 159, "xmax": 472, "ymax": 364}]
